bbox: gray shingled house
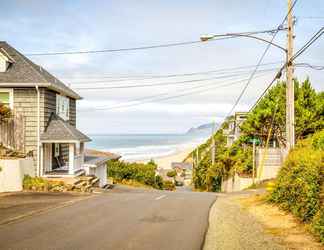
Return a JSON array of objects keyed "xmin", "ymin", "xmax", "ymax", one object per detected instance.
[{"xmin": 0, "ymin": 41, "xmax": 113, "ymax": 185}]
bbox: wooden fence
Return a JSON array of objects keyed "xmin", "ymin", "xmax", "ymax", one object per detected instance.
[{"xmin": 0, "ymin": 113, "xmax": 25, "ymax": 153}]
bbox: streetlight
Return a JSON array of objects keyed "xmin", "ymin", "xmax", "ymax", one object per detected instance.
[
  {"xmin": 200, "ymin": 33, "xmax": 287, "ymax": 53},
  {"xmin": 200, "ymin": 29, "xmax": 295, "ymax": 151}
]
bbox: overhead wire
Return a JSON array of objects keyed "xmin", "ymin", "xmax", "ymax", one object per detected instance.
[
  {"xmin": 80, "ymin": 72, "xmax": 273, "ymax": 112},
  {"xmin": 73, "ymin": 68, "xmax": 277, "ymax": 90},
  {"xmin": 224, "ymin": 0, "xmax": 298, "ymax": 117},
  {"xmin": 66, "ymin": 61, "xmax": 282, "ymax": 83},
  {"xmin": 25, "ymin": 28, "xmax": 283, "ymax": 56},
  {"xmin": 249, "ymin": 26, "xmax": 324, "ymax": 112}
]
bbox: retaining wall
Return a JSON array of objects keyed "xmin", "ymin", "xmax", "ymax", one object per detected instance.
[{"xmin": 0, "ymin": 158, "xmax": 34, "ymax": 192}]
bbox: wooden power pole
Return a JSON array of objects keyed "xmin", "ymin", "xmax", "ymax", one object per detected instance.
[{"xmin": 286, "ymin": 0, "xmax": 295, "ymax": 150}]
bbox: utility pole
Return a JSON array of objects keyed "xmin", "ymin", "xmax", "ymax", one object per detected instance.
[
  {"xmin": 211, "ymin": 122, "xmax": 215, "ymax": 165},
  {"xmin": 286, "ymin": 0, "xmax": 295, "ymax": 150}
]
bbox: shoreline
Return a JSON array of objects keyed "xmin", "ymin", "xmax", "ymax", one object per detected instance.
[{"xmin": 134, "ymin": 147, "xmax": 193, "ymax": 169}]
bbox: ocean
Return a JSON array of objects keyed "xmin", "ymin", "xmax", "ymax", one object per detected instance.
[{"xmin": 87, "ymin": 132, "xmax": 210, "ymax": 161}]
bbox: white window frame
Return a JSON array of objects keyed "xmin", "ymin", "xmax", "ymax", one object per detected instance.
[
  {"xmin": 54, "ymin": 143, "xmax": 60, "ymax": 157},
  {"xmin": 0, "ymin": 88, "xmax": 13, "ymax": 109},
  {"xmin": 56, "ymin": 94, "xmax": 70, "ymax": 121}
]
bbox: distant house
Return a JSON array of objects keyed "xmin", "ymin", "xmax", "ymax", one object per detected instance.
[
  {"xmin": 171, "ymin": 162, "xmax": 193, "ymax": 186},
  {"xmin": 223, "ymin": 112, "xmax": 248, "ymax": 147},
  {"xmin": 0, "ymin": 41, "xmax": 112, "ymax": 187}
]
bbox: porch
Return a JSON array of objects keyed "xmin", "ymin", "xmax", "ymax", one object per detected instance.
[
  {"xmin": 41, "ymin": 142, "xmax": 86, "ymax": 177},
  {"xmin": 40, "ymin": 113, "xmax": 91, "ymax": 177}
]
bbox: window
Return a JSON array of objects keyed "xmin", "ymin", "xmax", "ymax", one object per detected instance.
[
  {"xmin": 56, "ymin": 94, "xmax": 69, "ymax": 120},
  {"xmin": 0, "ymin": 89, "xmax": 13, "ymax": 109},
  {"xmin": 54, "ymin": 143, "xmax": 60, "ymax": 157}
]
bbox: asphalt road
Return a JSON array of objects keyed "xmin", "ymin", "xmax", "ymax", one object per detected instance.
[{"xmin": 0, "ymin": 187, "xmax": 216, "ymax": 250}]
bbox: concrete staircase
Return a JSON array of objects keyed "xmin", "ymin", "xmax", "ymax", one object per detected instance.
[{"xmin": 72, "ymin": 175, "xmax": 100, "ymax": 192}]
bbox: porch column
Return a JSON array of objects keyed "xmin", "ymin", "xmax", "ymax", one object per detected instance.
[
  {"xmin": 40, "ymin": 143, "xmax": 44, "ymax": 176},
  {"xmin": 68, "ymin": 143, "xmax": 75, "ymax": 175},
  {"xmin": 80, "ymin": 142, "xmax": 84, "ymax": 166}
]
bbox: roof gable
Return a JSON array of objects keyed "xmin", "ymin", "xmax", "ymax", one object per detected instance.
[
  {"xmin": 40, "ymin": 113, "xmax": 91, "ymax": 143},
  {"xmin": 0, "ymin": 41, "xmax": 81, "ymax": 100}
]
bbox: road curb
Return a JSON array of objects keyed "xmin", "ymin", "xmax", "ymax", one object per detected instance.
[{"xmin": 201, "ymin": 196, "xmax": 218, "ymax": 250}]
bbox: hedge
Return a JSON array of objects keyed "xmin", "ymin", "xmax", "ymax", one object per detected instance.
[
  {"xmin": 269, "ymin": 130, "xmax": 324, "ymax": 242},
  {"xmin": 107, "ymin": 159, "xmax": 173, "ymax": 190}
]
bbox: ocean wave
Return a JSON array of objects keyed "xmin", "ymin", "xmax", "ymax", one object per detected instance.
[{"xmin": 90, "ymin": 134, "xmax": 209, "ymax": 161}]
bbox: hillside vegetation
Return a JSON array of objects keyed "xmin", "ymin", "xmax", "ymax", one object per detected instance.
[
  {"xmin": 190, "ymin": 78, "xmax": 324, "ymax": 192},
  {"xmin": 269, "ymin": 130, "xmax": 324, "ymax": 243}
]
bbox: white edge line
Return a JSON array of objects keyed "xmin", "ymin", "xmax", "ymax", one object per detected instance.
[{"xmin": 155, "ymin": 195, "xmax": 166, "ymax": 200}]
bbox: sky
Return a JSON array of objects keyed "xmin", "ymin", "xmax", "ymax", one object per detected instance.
[{"xmin": 1, "ymin": 0, "xmax": 323, "ymax": 134}]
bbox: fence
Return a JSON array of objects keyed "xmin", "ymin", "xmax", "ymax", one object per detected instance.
[
  {"xmin": 221, "ymin": 147, "xmax": 286, "ymax": 192},
  {"xmin": 0, "ymin": 113, "xmax": 25, "ymax": 153}
]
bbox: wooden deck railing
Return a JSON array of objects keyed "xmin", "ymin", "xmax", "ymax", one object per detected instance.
[{"xmin": 0, "ymin": 112, "xmax": 25, "ymax": 153}]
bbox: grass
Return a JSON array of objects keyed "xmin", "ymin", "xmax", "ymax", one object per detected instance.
[{"xmin": 238, "ymin": 193, "xmax": 323, "ymax": 249}]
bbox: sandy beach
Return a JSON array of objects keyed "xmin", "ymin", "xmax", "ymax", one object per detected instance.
[{"xmin": 138, "ymin": 147, "xmax": 193, "ymax": 169}]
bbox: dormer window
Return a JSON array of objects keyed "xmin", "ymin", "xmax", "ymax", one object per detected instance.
[{"xmin": 0, "ymin": 49, "xmax": 14, "ymax": 73}]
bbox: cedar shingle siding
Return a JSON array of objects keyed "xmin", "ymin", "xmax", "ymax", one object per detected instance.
[
  {"xmin": 12, "ymin": 87, "xmax": 77, "ymax": 173},
  {"xmin": 0, "ymin": 41, "xmax": 85, "ymax": 175}
]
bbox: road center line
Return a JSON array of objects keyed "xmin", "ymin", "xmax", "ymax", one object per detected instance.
[{"xmin": 155, "ymin": 195, "xmax": 166, "ymax": 200}]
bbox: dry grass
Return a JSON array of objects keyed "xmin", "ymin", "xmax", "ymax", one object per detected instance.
[{"xmin": 237, "ymin": 194, "xmax": 323, "ymax": 249}]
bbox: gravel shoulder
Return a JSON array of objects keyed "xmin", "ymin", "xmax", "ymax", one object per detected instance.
[
  {"xmin": 204, "ymin": 189, "xmax": 323, "ymax": 250},
  {"xmin": 204, "ymin": 191, "xmax": 284, "ymax": 250}
]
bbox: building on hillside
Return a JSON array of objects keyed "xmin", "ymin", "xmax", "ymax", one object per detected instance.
[
  {"xmin": 223, "ymin": 112, "xmax": 248, "ymax": 147},
  {"xmin": 0, "ymin": 41, "xmax": 114, "ymax": 187},
  {"xmin": 171, "ymin": 162, "xmax": 193, "ymax": 186}
]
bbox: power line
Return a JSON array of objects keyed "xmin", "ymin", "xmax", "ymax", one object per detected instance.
[
  {"xmin": 298, "ymin": 16, "xmax": 324, "ymax": 20},
  {"xmin": 25, "ymin": 28, "xmax": 282, "ymax": 56},
  {"xmin": 225, "ymin": 0, "xmax": 299, "ymax": 117},
  {"xmin": 73, "ymin": 68, "xmax": 277, "ymax": 90},
  {"xmin": 249, "ymin": 26, "xmax": 324, "ymax": 112},
  {"xmin": 66, "ymin": 61, "xmax": 282, "ymax": 83},
  {"xmin": 80, "ymin": 72, "xmax": 272, "ymax": 112},
  {"xmin": 295, "ymin": 63, "xmax": 324, "ymax": 70}
]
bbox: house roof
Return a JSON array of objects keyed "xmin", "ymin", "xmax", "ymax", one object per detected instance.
[
  {"xmin": 84, "ymin": 149, "xmax": 120, "ymax": 168},
  {"xmin": 40, "ymin": 113, "xmax": 91, "ymax": 143},
  {"xmin": 171, "ymin": 162, "xmax": 193, "ymax": 170},
  {"xmin": 0, "ymin": 41, "xmax": 81, "ymax": 100},
  {"xmin": 84, "ymin": 149, "xmax": 121, "ymax": 160}
]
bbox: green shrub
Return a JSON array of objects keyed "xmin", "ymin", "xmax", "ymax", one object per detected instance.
[
  {"xmin": 23, "ymin": 175, "xmax": 70, "ymax": 192},
  {"xmin": 166, "ymin": 170, "xmax": 177, "ymax": 178},
  {"xmin": 269, "ymin": 130, "xmax": 324, "ymax": 242},
  {"xmin": 154, "ymin": 175, "xmax": 164, "ymax": 190},
  {"xmin": 312, "ymin": 208, "xmax": 324, "ymax": 243},
  {"xmin": 163, "ymin": 180, "xmax": 176, "ymax": 191},
  {"xmin": 107, "ymin": 159, "xmax": 161, "ymax": 188}
]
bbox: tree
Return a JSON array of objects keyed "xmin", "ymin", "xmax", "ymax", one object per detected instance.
[
  {"xmin": 191, "ymin": 78, "xmax": 323, "ymax": 192},
  {"xmin": 241, "ymin": 78, "xmax": 324, "ymax": 146}
]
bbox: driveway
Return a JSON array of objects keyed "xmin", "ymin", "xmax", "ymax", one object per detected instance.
[
  {"xmin": 0, "ymin": 192, "xmax": 91, "ymax": 225},
  {"xmin": 0, "ymin": 186, "xmax": 216, "ymax": 250}
]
